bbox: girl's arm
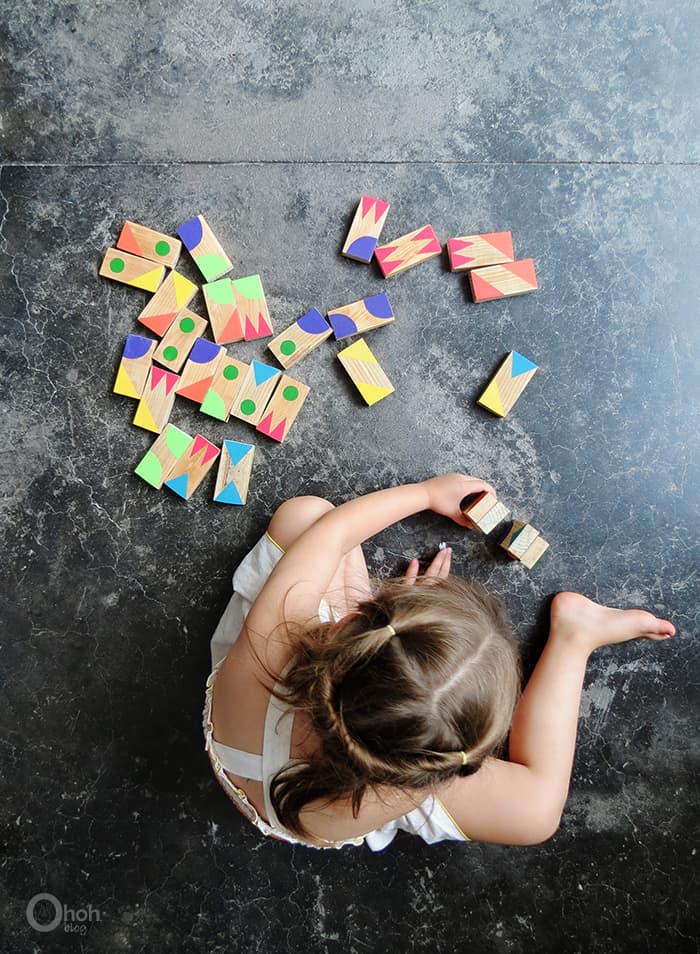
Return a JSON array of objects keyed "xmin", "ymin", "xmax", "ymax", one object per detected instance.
[{"xmin": 244, "ymin": 474, "xmax": 496, "ymax": 641}]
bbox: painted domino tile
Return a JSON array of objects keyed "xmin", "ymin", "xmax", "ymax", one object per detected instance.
[
  {"xmin": 234, "ymin": 274, "xmax": 273, "ymax": 340},
  {"xmin": 153, "ymin": 310, "xmax": 208, "ymax": 372},
  {"xmin": 137, "ymin": 270, "xmax": 198, "ymax": 337},
  {"xmin": 176, "ymin": 337, "xmax": 225, "ymax": 403},
  {"xmin": 231, "ymin": 360, "xmax": 281, "ymax": 425},
  {"xmin": 99, "ymin": 248, "xmax": 165, "ymax": 292},
  {"xmin": 202, "ymin": 278, "xmax": 244, "ymax": 344},
  {"xmin": 477, "ymin": 351, "xmax": 538, "ymax": 418},
  {"xmin": 133, "ymin": 366, "xmax": 179, "ymax": 433},
  {"xmin": 447, "ymin": 231, "xmax": 514, "ymax": 272},
  {"xmin": 256, "ymin": 374, "xmax": 310, "ymax": 443},
  {"xmin": 214, "ymin": 440, "xmax": 255, "ymax": 505},
  {"xmin": 267, "ymin": 308, "xmax": 332, "ymax": 369},
  {"xmin": 176, "ymin": 215, "xmax": 232, "ymax": 283},
  {"xmin": 337, "ymin": 337, "xmax": 394, "ymax": 406},
  {"xmin": 327, "ymin": 293, "xmax": 394, "ymax": 340},
  {"xmin": 469, "ymin": 259, "xmax": 538, "ymax": 302},
  {"xmin": 460, "ymin": 491, "xmax": 510, "ymax": 534},
  {"xmin": 374, "ymin": 225, "xmax": 442, "ymax": 278},
  {"xmin": 117, "ymin": 221, "xmax": 182, "ymax": 268},
  {"xmin": 342, "ymin": 195, "xmax": 391, "ymax": 263},
  {"xmin": 200, "ymin": 356, "xmax": 249, "ymax": 421},
  {"xmin": 164, "ymin": 434, "xmax": 220, "ymax": 500},
  {"xmin": 113, "ymin": 334, "xmax": 156, "ymax": 399},
  {"xmin": 134, "ymin": 425, "xmax": 194, "ymax": 489}
]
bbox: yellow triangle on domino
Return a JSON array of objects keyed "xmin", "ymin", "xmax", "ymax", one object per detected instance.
[
  {"xmin": 477, "ymin": 379, "xmax": 505, "ymax": 417},
  {"xmin": 173, "ymin": 271, "xmax": 197, "ymax": 306},
  {"xmin": 113, "ymin": 365, "xmax": 141, "ymax": 399},
  {"xmin": 356, "ymin": 381, "xmax": 394, "ymax": 406},
  {"xmin": 130, "ymin": 266, "xmax": 166, "ymax": 293},
  {"xmin": 133, "ymin": 399, "xmax": 161, "ymax": 432}
]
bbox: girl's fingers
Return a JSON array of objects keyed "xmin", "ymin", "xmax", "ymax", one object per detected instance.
[
  {"xmin": 403, "ymin": 558, "xmax": 419, "ymax": 585},
  {"xmin": 425, "ymin": 547, "xmax": 452, "ymax": 578}
]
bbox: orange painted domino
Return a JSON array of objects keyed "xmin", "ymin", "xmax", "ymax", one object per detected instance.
[
  {"xmin": 374, "ymin": 225, "xmax": 442, "ymax": 277},
  {"xmin": 469, "ymin": 259, "xmax": 537, "ymax": 302},
  {"xmin": 447, "ymin": 231, "xmax": 514, "ymax": 271}
]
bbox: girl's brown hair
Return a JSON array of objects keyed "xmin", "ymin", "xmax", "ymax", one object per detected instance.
[{"xmin": 268, "ymin": 575, "xmax": 521, "ymax": 842}]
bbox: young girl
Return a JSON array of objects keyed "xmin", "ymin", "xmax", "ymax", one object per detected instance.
[{"xmin": 202, "ymin": 474, "xmax": 675, "ymax": 851}]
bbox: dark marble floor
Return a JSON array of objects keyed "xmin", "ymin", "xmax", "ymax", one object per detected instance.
[{"xmin": 1, "ymin": 2, "xmax": 698, "ymax": 952}]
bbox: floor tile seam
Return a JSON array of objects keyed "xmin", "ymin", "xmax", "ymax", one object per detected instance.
[{"xmin": 0, "ymin": 159, "xmax": 699, "ymax": 169}]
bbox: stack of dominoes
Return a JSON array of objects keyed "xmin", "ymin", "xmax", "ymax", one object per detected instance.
[
  {"xmin": 460, "ymin": 491, "xmax": 549, "ymax": 569},
  {"xmin": 104, "ymin": 216, "xmax": 311, "ymax": 504}
]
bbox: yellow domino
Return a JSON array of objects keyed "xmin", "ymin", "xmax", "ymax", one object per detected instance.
[{"xmin": 337, "ymin": 338, "xmax": 394, "ymax": 406}]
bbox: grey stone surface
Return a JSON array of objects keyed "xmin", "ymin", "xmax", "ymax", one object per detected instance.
[{"xmin": 1, "ymin": 3, "xmax": 698, "ymax": 953}]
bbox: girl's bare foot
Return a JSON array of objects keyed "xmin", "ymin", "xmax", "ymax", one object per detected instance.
[{"xmin": 550, "ymin": 592, "xmax": 676, "ymax": 655}]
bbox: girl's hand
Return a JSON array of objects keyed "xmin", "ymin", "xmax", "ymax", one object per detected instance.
[
  {"xmin": 403, "ymin": 546, "xmax": 453, "ymax": 585},
  {"xmin": 421, "ymin": 474, "xmax": 497, "ymax": 528}
]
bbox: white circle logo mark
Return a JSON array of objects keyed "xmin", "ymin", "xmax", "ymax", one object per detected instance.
[{"xmin": 26, "ymin": 893, "xmax": 62, "ymax": 933}]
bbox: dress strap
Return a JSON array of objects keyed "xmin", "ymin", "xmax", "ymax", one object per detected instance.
[
  {"xmin": 210, "ymin": 740, "xmax": 264, "ymax": 781},
  {"xmin": 261, "ymin": 661, "xmax": 297, "ymax": 830}
]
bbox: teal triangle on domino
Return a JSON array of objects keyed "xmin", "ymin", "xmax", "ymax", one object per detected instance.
[
  {"xmin": 511, "ymin": 352, "xmax": 538, "ymax": 377},
  {"xmin": 252, "ymin": 360, "xmax": 280, "ymax": 386},
  {"xmin": 215, "ymin": 482, "xmax": 243, "ymax": 505},
  {"xmin": 223, "ymin": 440, "xmax": 253, "ymax": 466},
  {"xmin": 165, "ymin": 473, "xmax": 189, "ymax": 498}
]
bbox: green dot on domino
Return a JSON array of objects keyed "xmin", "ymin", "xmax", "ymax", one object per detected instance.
[
  {"xmin": 155, "ymin": 240, "xmax": 171, "ymax": 257},
  {"xmin": 223, "ymin": 365, "xmax": 239, "ymax": 381},
  {"xmin": 163, "ymin": 346, "xmax": 178, "ymax": 361},
  {"xmin": 282, "ymin": 385, "xmax": 299, "ymax": 401},
  {"xmin": 110, "ymin": 257, "xmax": 126, "ymax": 273},
  {"xmin": 179, "ymin": 316, "xmax": 195, "ymax": 333},
  {"xmin": 280, "ymin": 340, "xmax": 296, "ymax": 356},
  {"xmin": 240, "ymin": 399, "xmax": 256, "ymax": 416}
]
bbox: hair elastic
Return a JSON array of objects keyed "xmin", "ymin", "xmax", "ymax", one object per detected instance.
[
  {"xmin": 460, "ymin": 751, "xmax": 469, "ymax": 766},
  {"xmin": 386, "ymin": 624, "xmax": 396, "ymax": 637}
]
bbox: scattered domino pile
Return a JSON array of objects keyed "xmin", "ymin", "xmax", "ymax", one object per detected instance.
[{"xmin": 102, "ymin": 202, "xmax": 549, "ymax": 565}]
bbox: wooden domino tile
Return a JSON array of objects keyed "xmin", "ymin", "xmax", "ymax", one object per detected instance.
[
  {"xmin": 134, "ymin": 425, "xmax": 194, "ymax": 489},
  {"xmin": 469, "ymin": 259, "xmax": 537, "ymax": 302},
  {"xmin": 374, "ymin": 225, "xmax": 442, "ymax": 278},
  {"xmin": 337, "ymin": 337, "xmax": 394, "ymax": 406},
  {"xmin": 202, "ymin": 278, "xmax": 244, "ymax": 344},
  {"xmin": 176, "ymin": 214, "xmax": 232, "ymax": 283},
  {"xmin": 176, "ymin": 338, "xmax": 225, "ymax": 403},
  {"xmin": 342, "ymin": 195, "xmax": 391, "ymax": 263},
  {"xmin": 116, "ymin": 221, "xmax": 181, "ymax": 268},
  {"xmin": 137, "ymin": 270, "xmax": 198, "ymax": 337},
  {"xmin": 153, "ymin": 309, "xmax": 208, "ymax": 372},
  {"xmin": 200, "ymin": 356, "xmax": 249, "ymax": 421},
  {"xmin": 460, "ymin": 491, "xmax": 511, "ymax": 534},
  {"xmin": 519, "ymin": 535, "xmax": 550, "ymax": 569},
  {"xmin": 478, "ymin": 351, "xmax": 538, "ymax": 418},
  {"xmin": 256, "ymin": 374, "xmax": 310, "ymax": 442},
  {"xmin": 231, "ymin": 360, "xmax": 281, "ymax": 425},
  {"xmin": 99, "ymin": 248, "xmax": 165, "ymax": 292},
  {"xmin": 447, "ymin": 231, "xmax": 514, "ymax": 272},
  {"xmin": 113, "ymin": 334, "xmax": 156, "ymax": 399},
  {"xmin": 497, "ymin": 521, "xmax": 546, "ymax": 564},
  {"xmin": 164, "ymin": 434, "xmax": 220, "ymax": 500},
  {"xmin": 133, "ymin": 366, "xmax": 179, "ymax": 433},
  {"xmin": 327, "ymin": 293, "xmax": 394, "ymax": 340},
  {"xmin": 214, "ymin": 440, "xmax": 255, "ymax": 505},
  {"xmin": 268, "ymin": 308, "xmax": 332, "ymax": 369},
  {"xmin": 234, "ymin": 274, "xmax": 273, "ymax": 340}
]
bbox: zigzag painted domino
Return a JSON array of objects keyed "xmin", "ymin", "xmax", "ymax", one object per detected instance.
[
  {"xmin": 342, "ymin": 195, "xmax": 391, "ymax": 263},
  {"xmin": 374, "ymin": 226, "xmax": 442, "ymax": 278},
  {"xmin": 327, "ymin": 293, "xmax": 394, "ymax": 340},
  {"xmin": 99, "ymin": 248, "xmax": 165, "ymax": 292},
  {"xmin": 469, "ymin": 259, "xmax": 537, "ymax": 302},
  {"xmin": 231, "ymin": 360, "xmax": 281, "ymax": 425},
  {"xmin": 133, "ymin": 366, "xmax": 179, "ymax": 433},
  {"xmin": 137, "ymin": 270, "xmax": 198, "ymax": 336},
  {"xmin": 176, "ymin": 215, "xmax": 232, "ymax": 283},
  {"xmin": 256, "ymin": 374, "xmax": 309, "ymax": 442},
  {"xmin": 113, "ymin": 334, "xmax": 156, "ymax": 399},
  {"xmin": 164, "ymin": 435, "xmax": 220, "ymax": 500},
  {"xmin": 234, "ymin": 274, "xmax": 273, "ymax": 340},
  {"xmin": 153, "ymin": 310, "xmax": 208, "ymax": 372},
  {"xmin": 214, "ymin": 440, "xmax": 256, "ymax": 505},
  {"xmin": 134, "ymin": 425, "xmax": 194, "ymax": 489},
  {"xmin": 337, "ymin": 337, "xmax": 394, "ymax": 406},
  {"xmin": 478, "ymin": 351, "xmax": 538, "ymax": 417},
  {"xmin": 117, "ymin": 221, "xmax": 181, "ymax": 268},
  {"xmin": 176, "ymin": 338, "xmax": 225, "ymax": 403},
  {"xmin": 268, "ymin": 308, "xmax": 332, "ymax": 368},
  {"xmin": 447, "ymin": 231, "xmax": 514, "ymax": 271}
]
